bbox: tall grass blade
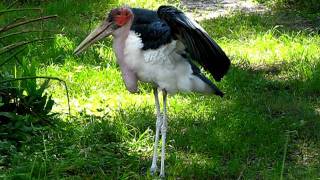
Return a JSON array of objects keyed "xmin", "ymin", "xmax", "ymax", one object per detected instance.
[
  {"xmin": 6, "ymin": 0, "xmax": 19, "ymax": 9},
  {"xmin": 0, "ymin": 47, "xmax": 26, "ymax": 67},
  {"xmin": 0, "ymin": 30, "xmax": 60, "ymax": 40},
  {"xmin": 0, "ymin": 37, "xmax": 54, "ymax": 55},
  {"xmin": 0, "ymin": 8, "xmax": 42, "ymax": 15},
  {"xmin": 0, "ymin": 15, "xmax": 57, "ymax": 33},
  {"xmin": 280, "ymin": 132, "xmax": 290, "ymax": 180}
]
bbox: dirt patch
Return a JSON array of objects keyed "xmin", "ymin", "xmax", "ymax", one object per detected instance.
[{"xmin": 181, "ymin": 0, "xmax": 268, "ymax": 20}]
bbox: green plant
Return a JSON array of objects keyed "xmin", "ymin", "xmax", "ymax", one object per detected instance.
[
  {"xmin": 0, "ymin": 5, "xmax": 55, "ymax": 111},
  {"xmin": 0, "ymin": 3, "xmax": 68, "ymax": 154}
]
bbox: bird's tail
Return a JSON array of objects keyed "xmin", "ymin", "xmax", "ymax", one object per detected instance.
[
  {"xmin": 196, "ymin": 73, "xmax": 224, "ymax": 97},
  {"xmin": 211, "ymin": 85, "xmax": 224, "ymax": 97}
]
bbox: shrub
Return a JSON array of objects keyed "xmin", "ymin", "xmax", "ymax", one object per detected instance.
[{"xmin": 0, "ymin": 4, "xmax": 61, "ymax": 148}]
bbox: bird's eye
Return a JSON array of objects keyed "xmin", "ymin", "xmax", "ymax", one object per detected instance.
[{"xmin": 117, "ymin": 11, "xmax": 121, "ymax": 15}]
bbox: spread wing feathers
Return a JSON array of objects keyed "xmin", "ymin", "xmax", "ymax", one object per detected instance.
[
  {"xmin": 131, "ymin": 21, "xmax": 172, "ymax": 50},
  {"xmin": 157, "ymin": 6, "xmax": 231, "ymax": 81},
  {"xmin": 131, "ymin": 8, "xmax": 172, "ymax": 50}
]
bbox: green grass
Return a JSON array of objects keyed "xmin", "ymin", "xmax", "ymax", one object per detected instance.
[{"xmin": 1, "ymin": 0, "xmax": 320, "ymax": 179}]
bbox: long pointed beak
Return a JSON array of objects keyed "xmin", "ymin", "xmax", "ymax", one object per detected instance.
[{"xmin": 74, "ymin": 21, "xmax": 116, "ymax": 55}]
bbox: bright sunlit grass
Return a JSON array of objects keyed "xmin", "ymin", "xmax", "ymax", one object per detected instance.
[{"xmin": 221, "ymin": 31, "xmax": 320, "ymax": 64}]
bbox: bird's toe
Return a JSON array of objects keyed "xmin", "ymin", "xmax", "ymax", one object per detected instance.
[
  {"xmin": 159, "ymin": 172, "xmax": 165, "ymax": 178},
  {"xmin": 150, "ymin": 166, "xmax": 157, "ymax": 176}
]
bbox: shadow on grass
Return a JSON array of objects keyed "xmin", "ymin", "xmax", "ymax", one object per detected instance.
[
  {"xmin": 203, "ymin": 10, "xmax": 320, "ymax": 40},
  {"xmin": 71, "ymin": 60, "xmax": 319, "ymax": 179},
  {"xmin": 158, "ymin": 62, "xmax": 320, "ymax": 178},
  {"xmin": 3, "ymin": 65, "xmax": 319, "ymax": 179},
  {"xmin": 2, "ymin": 115, "xmax": 145, "ymax": 179}
]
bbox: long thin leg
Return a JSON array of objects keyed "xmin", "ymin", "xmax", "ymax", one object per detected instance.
[
  {"xmin": 150, "ymin": 87, "xmax": 162, "ymax": 175},
  {"xmin": 159, "ymin": 90, "xmax": 168, "ymax": 177}
]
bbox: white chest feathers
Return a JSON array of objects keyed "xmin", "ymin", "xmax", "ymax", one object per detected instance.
[
  {"xmin": 123, "ymin": 32, "xmax": 177, "ymax": 68},
  {"xmin": 122, "ymin": 31, "xmax": 212, "ymax": 94}
]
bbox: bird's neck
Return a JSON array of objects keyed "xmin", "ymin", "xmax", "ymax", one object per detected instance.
[
  {"xmin": 113, "ymin": 20, "xmax": 133, "ymax": 66},
  {"xmin": 112, "ymin": 18, "xmax": 139, "ymax": 93}
]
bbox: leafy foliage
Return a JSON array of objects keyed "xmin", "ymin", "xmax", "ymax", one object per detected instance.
[
  {"xmin": 0, "ymin": 2, "xmax": 61, "ymax": 169},
  {"xmin": 1, "ymin": 61, "xmax": 54, "ymax": 115}
]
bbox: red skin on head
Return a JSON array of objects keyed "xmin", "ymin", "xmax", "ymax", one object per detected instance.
[{"xmin": 114, "ymin": 8, "xmax": 132, "ymax": 26}]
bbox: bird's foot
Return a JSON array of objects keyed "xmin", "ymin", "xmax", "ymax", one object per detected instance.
[
  {"xmin": 159, "ymin": 171, "xmax": 165, "ymax": 178},
  {"xmin": 150, "ymin": 165, "xmax": 157, "ymax": 176}
]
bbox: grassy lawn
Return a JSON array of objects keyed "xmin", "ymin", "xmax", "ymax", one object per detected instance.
[{"xmin": 1, "ymin": 0, "xmax": 320, "ymax": 179}]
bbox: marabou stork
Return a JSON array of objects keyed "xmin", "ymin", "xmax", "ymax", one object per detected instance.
[{"xmin": 74, "ymin": 5, "xmax": 230, "ymax": 177}]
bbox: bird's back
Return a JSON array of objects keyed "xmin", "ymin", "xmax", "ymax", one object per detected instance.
[
  {"xmin": 131, "ymin": 8, "xmax": 173, "ymax": 50},
  {"xmin": 131, "ymin": 8, "xmax": 160, "ymax": 24}
]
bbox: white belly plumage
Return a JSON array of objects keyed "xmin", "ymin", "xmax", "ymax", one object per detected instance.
[{"xmin": 123, "ymin": 31, "xmax": 212, "ymax": 94}]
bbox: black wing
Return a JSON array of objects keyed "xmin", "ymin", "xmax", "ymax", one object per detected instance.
[
  {"xmin": 157, "ymin": 5, "xmax": 231, "ymax": 81},
  {"xmin": 131, "ymin": 8, "xmax": 172, "ymax": 50}
]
